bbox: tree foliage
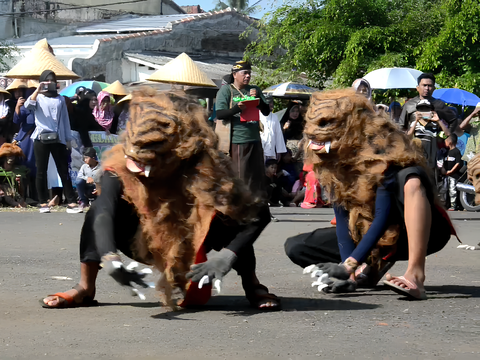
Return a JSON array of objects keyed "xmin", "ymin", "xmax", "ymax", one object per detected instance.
[
  {"xmin": 212, "ymin": 0, "xmax": 258, "ymax": 14},
  {"xmin": 243, "ymin": 0, "xmax": 480, "ymax": 95},
  {"xmin": 0, "ymin": 41, "xmax": 17, "ymax": 73}
]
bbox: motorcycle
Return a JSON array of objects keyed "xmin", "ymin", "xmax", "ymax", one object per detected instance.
[{"xmin": 455, "ymin": 164, "xmax": 480, "ymax": 211}]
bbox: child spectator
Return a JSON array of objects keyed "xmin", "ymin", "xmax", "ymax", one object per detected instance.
[
  {"xmin": 76, "ymin": 147, "xmax": 101, "ymax": 209},
  {"xmin": 443, "ymin": 134, "xmax": 462, "ymax": 210},
  {"xmin": 300, "ymin": 162, "xmax": 325, "ymax": 209},
  {"xmin": 277, "ymin": 149, "xmax": 299, "ymax": 192},
  {"xmin": 265, "ymin": 159, "xmax": 291, "ymax": 207}
]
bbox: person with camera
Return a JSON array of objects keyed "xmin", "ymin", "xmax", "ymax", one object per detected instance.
[
  {"xmin": 399, "ymin": 73, "xmax": 456, "ymax": 171},
  {"xmin": 25, "ymin": 70, "xmax": 82, "ymax": 214}
]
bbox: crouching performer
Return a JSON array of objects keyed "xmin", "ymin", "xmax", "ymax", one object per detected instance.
[
  {"xmin": 41, "ymin": 89, "xmax": 280, "ymax": 310},
  {"xmin": 285, "ymin": 89, "xmax": 457, "ymax": 300}
]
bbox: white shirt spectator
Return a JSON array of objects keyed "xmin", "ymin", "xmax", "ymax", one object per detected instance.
[{"xmin": 259, "ymin": 112, "xmax": 287, "ymax": 158}]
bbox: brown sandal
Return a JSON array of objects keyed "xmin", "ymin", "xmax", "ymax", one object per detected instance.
[{"xmin": 40, "ymin": 284, "xmax": 97, "ymax": 309}]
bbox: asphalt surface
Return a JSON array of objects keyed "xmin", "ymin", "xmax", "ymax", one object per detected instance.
[{"xmin": 1, "ymin": 208, "xmax": 479, "ymax": 359}]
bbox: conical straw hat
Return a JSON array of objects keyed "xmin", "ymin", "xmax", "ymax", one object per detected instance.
[
  {"xmin": 103, "ymin": 80, "xmax": 129, "ymax": 96},
  {"xmin": 6, "ymin": 79, "xmax": 39, "ymax": 91},
  {"xmin": 0, "ymin": 87, "xmax": 11, "ymax": 99},
  {"xmin": 147, "ymin": 53, "xmax": 216, "ymax": 87},
  {"xmin": 117, "ymin": 93, "xmax": 132, "ymax": 104},
  {"xmin": 6, "ymin": 39, "xmax": 80, "ymax": 80}
]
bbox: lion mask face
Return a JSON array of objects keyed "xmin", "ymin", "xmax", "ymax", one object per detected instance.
[
  {"xmin": 304, "ymin": 89, "xmax": 373, "ymax": 160},
  {"xmin": 122, "ymin": 89, "xmax": 211, "ymax": 179}
]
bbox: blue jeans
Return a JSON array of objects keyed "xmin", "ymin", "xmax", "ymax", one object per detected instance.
[{"xmin": 75, "ymin": 178, "xmax": 95, "ymax": 205}]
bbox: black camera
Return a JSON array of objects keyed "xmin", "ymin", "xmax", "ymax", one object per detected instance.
[{"xmin": 42, "ymin": 82, "xmax": 57, "ymax": 92}]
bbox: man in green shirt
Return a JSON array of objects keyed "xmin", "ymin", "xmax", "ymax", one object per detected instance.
[{"xmin": 216, "ymin": 61, "xmax": 270, "ymax": 198}]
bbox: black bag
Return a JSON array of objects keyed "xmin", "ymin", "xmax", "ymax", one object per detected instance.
[{"xmin": 38, "ymin": 131, "xmax": 59, "ymax": 144}]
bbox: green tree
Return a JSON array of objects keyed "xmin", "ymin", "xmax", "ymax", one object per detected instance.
[
  {"xmin": 244, "ymin": 0, "xmax": 480, "ymax": 95},
  {"xmin": 213, "ymin": 0, "xmax": 257, "ymax": 14},
  {"xmin": 0, "ymin": 41, "xmax": 17, "ymax": 73}
]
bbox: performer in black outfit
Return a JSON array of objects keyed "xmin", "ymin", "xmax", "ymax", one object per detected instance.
[{"xmin": 41, "ymin": 89, "xmax": 280, "ymax": 311}]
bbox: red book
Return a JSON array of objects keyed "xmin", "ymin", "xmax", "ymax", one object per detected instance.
[{"xmin": 240, "ymin": 98, "xmax": 260, "ymax": 122}]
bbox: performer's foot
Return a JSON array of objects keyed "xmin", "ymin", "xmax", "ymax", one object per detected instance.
[
  {"xmin": 242, "ymin": 274, "xmax": 281, "ymax": 310},
  {"xmin": 383, "ymin": 273, "xmax": 426, "ymax": 300},
  {"xmin": 42, "ymin": 284, "xmax": 96, "ymax": 308}
]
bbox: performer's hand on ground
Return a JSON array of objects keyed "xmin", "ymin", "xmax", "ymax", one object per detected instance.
[
  {"xmin": 102, "ymin": 254, "xmax": 149, "ymax": 288},
  {"xmin": 316, "ymin": 262, "xmax": 351, "ymax": 280},
  {"xmin": 186, "ymin": 248, "xmax": 237, "ymax": 283},
  {"xmin": 322, "ymin": 279, "xmax": 357, "ymax": 293}
]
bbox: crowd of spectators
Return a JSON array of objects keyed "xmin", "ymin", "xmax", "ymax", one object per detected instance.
[
  {"xmin": 256, "ymin": 73, "xmax": 477, "ymax": 212},
  {"xmin": 1, "ymin": 65, "xmax": 478, "ymax": 214},
  {"xmin": 0, "ymin": 70, "xmax": 130, "ymax": 212}
]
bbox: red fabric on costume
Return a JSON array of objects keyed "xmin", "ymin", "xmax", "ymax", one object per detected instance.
[{"xmin": 177, "ymin": 242, "xmax": 213, "ymax": 307}]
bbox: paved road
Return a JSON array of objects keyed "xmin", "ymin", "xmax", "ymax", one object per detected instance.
[{"xmin": 1, "ymin": 208, "xmax": 479, "ymax": 359}]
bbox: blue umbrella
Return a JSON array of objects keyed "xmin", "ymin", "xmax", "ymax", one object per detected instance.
[
  {"xmin": 433, "ymin": 88, "xmax": 480, "ymax": 107},
  {"xmin": 59, "ymin": 80, "xmax": 110, "ymax": 97}
]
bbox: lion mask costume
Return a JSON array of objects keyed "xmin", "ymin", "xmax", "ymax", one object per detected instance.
[
  {"xmin": 102, "ymin": 88, "xmax": 257, "ymax": 306},
  {"xmin": 304, "ymin": 89, "xmax": 427, "ymax": 261},
  {"xmin": 467, "ymin": 153, "xmax": 480, "ymax": 205}
]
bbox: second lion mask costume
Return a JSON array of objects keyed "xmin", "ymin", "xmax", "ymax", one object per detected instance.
[{"xmin": 304, "ymin": 89, "xmax": 429, "ymax": 263}]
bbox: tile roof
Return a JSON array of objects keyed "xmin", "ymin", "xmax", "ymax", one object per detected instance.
[
  {"xmin": 97, "ymin": 9, "xmax": 254, "ymax": 43},
  {"xmin": 125, "ymin": 51, "xmax": 236, "ymax": 80}
]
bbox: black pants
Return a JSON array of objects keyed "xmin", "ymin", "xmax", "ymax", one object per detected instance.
[
  {"xmin": 285, "ymin": 222, "xmax": 451, "ymax": 269},
  {"xmin": 79, "ymin": 199, "xmax": 264, "ymax": 276},
  {"xmin": 285, "ymin": 227, "xmax": 342, "ymax": 268},
  {"xmin": 231, "ymin": 141, "xmax": 266, "ymax": 199},
  {"xmin": 33, "ymin": 140, "xmax": 76, "ymax": 204}
]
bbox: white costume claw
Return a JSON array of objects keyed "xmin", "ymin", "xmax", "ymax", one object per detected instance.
[
  {"xmin": 131, "ymin": 287, "xmax": 146, "ymax": 300},
  {"xmin": 311, "ymin": 269, "xmax": 324, "ymax": 278},
  {"xmin": 213, "ymin": 279, "xmax": 222, "ymax": 295},
  {"xmin": 126, "ymin": 261, "xmax": 139, "ymax": 270},
  {"xmin": 457, "ymin": 244, "xmax": 480, "ymax": 250},
  {"xmin": 312, "ymin": 273, "xmax": 331, "ymax": 291},
  {"xmin": 111, "ymin": 261, "xmax": 122, "ymax": 269},
  {"xmin": 303, "ymin": 264, "xmax": 319, "ymax": 274},
  {"xmin": 317, "ymin": 283, "xmax": 330, "ymax": 292},
  {"xmin": 140, "ymin": 268, "xmax": 153, "ymax": 274},
  {"xmin": 198, "ymin": 275, "xmax": 210, "ymax": 289}
]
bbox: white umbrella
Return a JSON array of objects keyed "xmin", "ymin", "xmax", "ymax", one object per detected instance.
[{"xmin": 363, "ymin": 67, "xmax": 424, "ymax": 89}]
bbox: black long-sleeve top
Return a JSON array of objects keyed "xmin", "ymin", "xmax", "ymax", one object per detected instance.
[{"xmin": 92, "ymin": 171, "xmax": 270, "ymax": 257}]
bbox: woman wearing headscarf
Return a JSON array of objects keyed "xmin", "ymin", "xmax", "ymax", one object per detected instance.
[
  {"xmin": 280, "ymin": 101, "xmax": 305, "ymax": 158},
  {"xmin": 351, "ymin": 78, "xmax": 372, "ymax": 100},
  {"xmin": 0, "ymin": 89, "xmax": 13, "ymax": 146},
  {"xmin": 93, "ymin": 91, "xmax": 117, "ymax": 134},
  {"xmin": 25, "ymin": 70, "xmax": 82, "ymax": 214},
  {"xmin": 71, "ymin": 89, "xmax": 103, "ymax": 147}
]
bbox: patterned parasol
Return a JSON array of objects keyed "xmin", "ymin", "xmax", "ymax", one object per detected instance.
[{"xmin": 263, "ymin": 82, "xmax": 318, "ymax": 99}]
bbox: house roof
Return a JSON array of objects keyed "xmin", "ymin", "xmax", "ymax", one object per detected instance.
[
  {"xmin": 13, "ymin": 10, "xmax": 254, "ymax": 48},
  {"xmin": 76, "ymin": 14, "xmax": 204, "ymax": 34},
  {"xmin": 125, "ymin": 51, "xmax": 236, "ymax": 80},
  {"xmin": 15, "ymin": 34, "xmax": 113, "ymax": 48}
]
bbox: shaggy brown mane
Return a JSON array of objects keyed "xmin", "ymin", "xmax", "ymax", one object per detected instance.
[
  {"xmin": 102, "ymin": 88, "xmax": 258, "ymax": 306},
  {"xmin": 304, "ymin": 89, "xmax": 428, "ymax": 262}
]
